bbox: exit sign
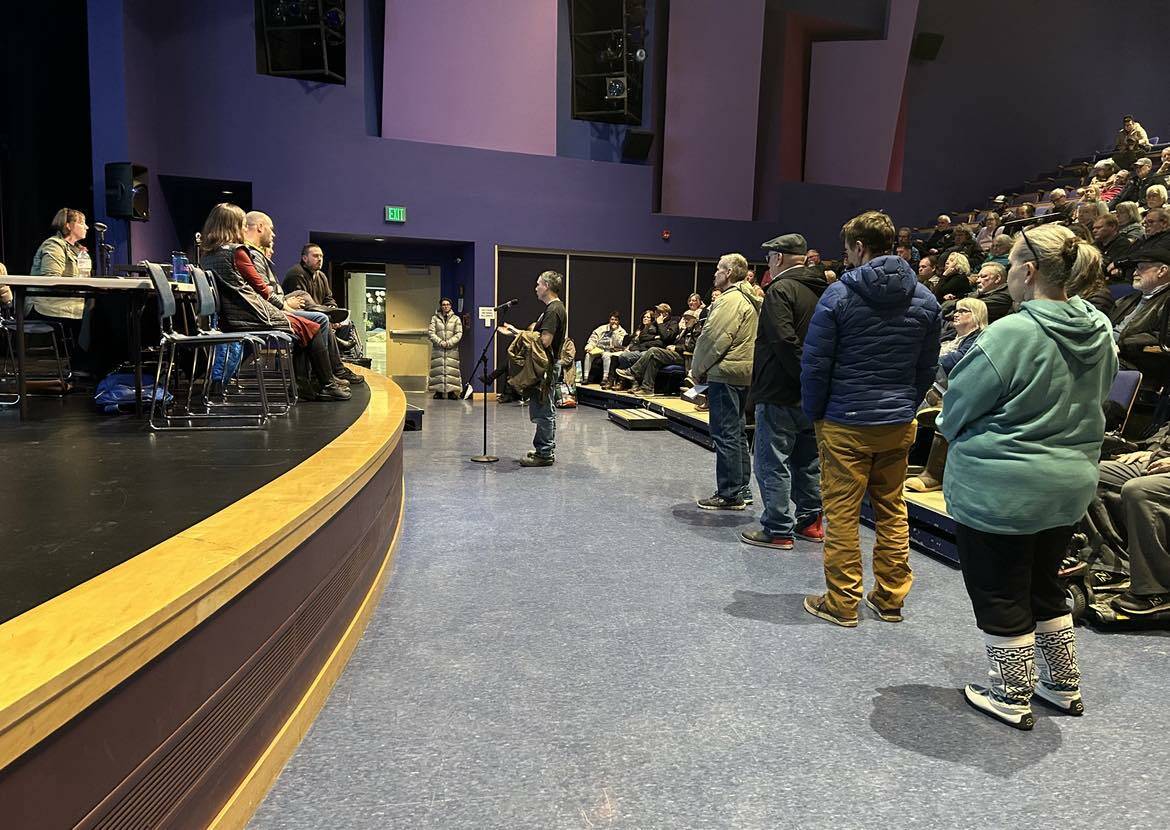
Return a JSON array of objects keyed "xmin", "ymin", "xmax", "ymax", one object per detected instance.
[{"xmin": 384, "ymin": 205, "xmax": 407, "ymax": 223}]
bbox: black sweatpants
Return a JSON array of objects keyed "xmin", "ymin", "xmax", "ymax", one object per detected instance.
[{"xmin": 956, "ymin": 523, "xmax": 1074, "ymax": 637}]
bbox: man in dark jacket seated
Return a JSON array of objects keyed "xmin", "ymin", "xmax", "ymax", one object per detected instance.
[
  {"xmin": 937, "ymin": 224, "xmax": 985, "ymax": 272},
  {"xmin": 617, "ymin": 308, "xmax": 699, "ymax": 395},
  {"xmin": 972, "ymin": 262, "xmax": 1014, "ymax": 324},
  {"xmin": 1093, "ymin": 213, "xmax": 1134, "ymax": 276},
  {"xmin": 920, "ymin": 215, "xmax": 953, "ymax": 256},
  {"xmin": 739, "ymin": 233, "xmax": 827, "ymax": 550},
  {"xmin": 1112, "ymin": 238, "xmax": 1170, "ymax": 370}
]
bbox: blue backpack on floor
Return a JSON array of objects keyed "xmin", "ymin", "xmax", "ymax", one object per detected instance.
[{"xmin": 93, "ymin": 372, "xmax": 172, "ymax": 414}]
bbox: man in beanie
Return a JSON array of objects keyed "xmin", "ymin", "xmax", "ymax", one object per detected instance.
[{"xmin": 740, "ymin": 233, "xmax": 827, "ymax": 549}]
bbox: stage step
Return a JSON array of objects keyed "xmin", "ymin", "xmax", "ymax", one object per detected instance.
[{"xmin": 608, "ymin": 408, "xmax": 667, "ymax": 430}]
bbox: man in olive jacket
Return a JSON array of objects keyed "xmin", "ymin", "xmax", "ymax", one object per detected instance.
[{"xmin": 690, "ymin": 253, "xmax": 763, "ymax": 510}]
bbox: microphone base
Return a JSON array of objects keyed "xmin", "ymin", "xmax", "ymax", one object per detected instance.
[{"xmin": 470, "ymin": 455, "xmax": 499, "ymax": 463}]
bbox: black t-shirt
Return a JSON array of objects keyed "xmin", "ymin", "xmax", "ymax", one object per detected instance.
[{"xmin": 536, "ymin": 298, "xmax": 567, "ymax": 361}]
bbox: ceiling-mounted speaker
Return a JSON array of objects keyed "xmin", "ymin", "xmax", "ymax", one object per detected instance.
[{"xmin": 911, "ymin": 32, "xmax": 944, "ymax": 61}]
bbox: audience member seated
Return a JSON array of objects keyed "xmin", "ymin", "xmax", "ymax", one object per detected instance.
[
  {"xmin": 698, "ymin": 288, "xmax": 722, "ymax": 324},
  {"xmin": 1048, "ymin": 189, "xmax": 1076, "ymax": 222},
  {"xmin": 935, "ymin": 252, "xmax": 973, "ymax": 302},
  {"xmin": 920, "ymin": 214, "xmax": 953, "ymax": 255},
  {"xmin": 1091, "ymin": 157, "xmax": 1118, "ymax": 186},
  {"xmin": 1156, "ymin": 146, "xmax": 1170, "ymax": 180},
  {"xmin": 1076, "ymin": 200, "xmax": 1108, "ymax": 229},
  {"xmin": 905, "ymin": 299, "xmax": 988, "ymax": 494},
  {"xmin": 199, "ymin": 203, "xmax": 350, "ymax": 401},
  {"xmin": 1115, "ymin": 115, "xmax": 1152, "ymax": 167},
  {"xmin": 939, "ymin": 224, "xmax": 985, "ymax": 271},
  {"xmin": 686, "ymin": 292, "xmax": 704, "ymax": 315},
  {"xmin": 974, "ymin": 214, "xmax": 1000, "ymax": 252},
  {"xmin": 605, "ymin": 309, "xmax": 660, "ymax": 389},
  {"xmin": 617, "ymin": 309, "xmax": 700, "ymax": 396},
  {"xmin": 583, "ymin": 311, "xmax": 627, "ymax": 386},
  {"xmin": 984, "ymin": 234, "xmax": 1013, "ymax": 270},
  {"xmin": 1146, "ymin": 184, "xmax": 1167, "ymax": 212},
  {"xmin": 896, "ymin": 227, "xmax": 922, "ymax": 262},
  {"xmin": 895, "ymin": 243, "xmax": 915, "ymax": 263},
  {"xmin": 1105, "ymin": 171, "xmax": 1132, "ymax": 208},
  {"xmin": 973, "ymin": 262, "xmax": 1013, "ymax": 323},
  {"xmin": 243, "ymin": 212, "xmax": 364, "ymax": 387},
  {"xmin": 1093, "ymin": 212, "xmax": 1135, "ymax": 278},
  {"xmin": 1078, "ymin": 421, "xmax": 1170, "ymax": 615},
  {"xmin": 1120, "ymin": 157, "xmax": 1166, "ymax": 205},
  {"xmin": 556, "ymin": 338, "xmax": 577, "ymax": 407},
  {"xmin": 1142, "ymin": 207, "xmax": 1170, "ymax": 245},
  {"xmin": 1068, "ymin": 235, "xmax": 1115, "ymax": 315},
  {"xmin": 1116, "ymin": 201, "xmax": 1145, "ymax": 242},
  {"xmin": 917, "ymin": 254, "xmax": 939, "ymax": 289},
  {"xmin": 1111, "ymin": 236, "xmax": 1170, "ymax": 370}
]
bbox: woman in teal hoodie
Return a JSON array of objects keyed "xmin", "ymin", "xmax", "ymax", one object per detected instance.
[{"xmin": 938, "ymin": 224, "xmax": 1118, "ymax": 731}]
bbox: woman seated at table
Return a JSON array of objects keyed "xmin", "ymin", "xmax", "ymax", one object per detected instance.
[
  {"xmin": 28, "ymin": 208, "xmax": 90, "ymax": 365},
  {"xmin": 198, "ymin": 203, "xmax": 350, "ymax": 402}
]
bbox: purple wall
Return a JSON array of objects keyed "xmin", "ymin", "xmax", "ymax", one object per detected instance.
[
  {"xmin": 109, "ymin": 0, "xmax": 779, "ymax": 371},
  {"xmin": 661, "ymin": 0, "xmax": 766, "ymax": 220},
  {"xmin": 381, "ymin": 0, "xmax": 557, "ymax": 156},
  {"xmin": 803, "ymin": 0, "xmax": 917, "ymax": 190}
]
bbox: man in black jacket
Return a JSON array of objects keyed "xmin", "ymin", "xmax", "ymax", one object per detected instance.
[
  {"xmin": 1094, "ymin": 214, "xmax": 1135, "ymax": 278},
  {"xmin": 618, "ymin": 309, "xmax": 699, "ymax": 395},
  {"xmin": 973, "ymin": 262, "xmax": 1014, "ymax": 324},
  {"xmin": 1113, "ymin": 238, "xmax": 1170, "ymax": 371},
  {"xmin": 740, "ymin": 233, "xmax": 826, "ymax": 550},
  {"xmin": 283, "ymin": 244, "xmax": 337, "ymax": 308}
]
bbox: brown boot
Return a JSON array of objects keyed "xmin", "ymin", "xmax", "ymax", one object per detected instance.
[{"xmin": 906, "ymin": 434, "xmax": 947, "ymax": 492}]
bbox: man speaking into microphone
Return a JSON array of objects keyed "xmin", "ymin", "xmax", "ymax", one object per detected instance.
[{"xmin": 498, "ymin": 270, "xmax": 566, "ymax": 466}]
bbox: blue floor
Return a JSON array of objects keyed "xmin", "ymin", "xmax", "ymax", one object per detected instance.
[{"xmin": 249, "ymin": 400, "xmax": 1170, "ymax": 829}]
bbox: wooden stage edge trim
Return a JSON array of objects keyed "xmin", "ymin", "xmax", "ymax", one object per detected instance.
[
  {"xmin": 0, "ymin": 369, "xmax": 407, "ymax": 771},
  {"xmin": 209, "ymin": 488, "xmax": 405, "ymax": 830}
]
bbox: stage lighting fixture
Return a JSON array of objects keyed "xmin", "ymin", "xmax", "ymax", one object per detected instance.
[{"xmin": 605, "ymin": 76, "xmax": 627, "ymax": 100}]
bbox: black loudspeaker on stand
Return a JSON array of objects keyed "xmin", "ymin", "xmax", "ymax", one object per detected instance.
[{"xmin": 468, "ymin": 303, "xmax": 513, "ymax": 463}]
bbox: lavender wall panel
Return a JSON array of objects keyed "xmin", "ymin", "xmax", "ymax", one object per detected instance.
[
  {"xmin": 803, "ymin": 0, "xmax": 917, "ymax": 190},
  {"xmin": 382, "ymin": 0, "xmax": 557, "ymax": 156},
  {"xmin": 661, "ymin": 0, "xmax": 765, "ymax": 220}
]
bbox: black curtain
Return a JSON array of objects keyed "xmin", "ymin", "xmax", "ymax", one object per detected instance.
[
  {"xmin": 634, "ymin": 259, "xmax": 695, "ymax": 320},
  {"xmin": 0, "ymin": 0, "xmax": 93, "ymax": 272},
  {"xmin": 566, "ymin": 255, "xmax": 632, "ymax": 355}
]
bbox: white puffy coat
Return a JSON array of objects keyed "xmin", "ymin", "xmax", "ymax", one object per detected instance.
[{"xmin": 428, "ymin": 311, "xmax": 463, "ymax": 392}]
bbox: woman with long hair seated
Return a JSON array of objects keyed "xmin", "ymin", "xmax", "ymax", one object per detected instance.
[{"xmin": 198, "ymin": 203, "xmax": 350, "ymax": 401}]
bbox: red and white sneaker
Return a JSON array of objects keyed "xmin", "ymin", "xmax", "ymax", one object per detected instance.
[{"xmin": 795, "ymin": 514, "xmax": 825, "ymax": 542}]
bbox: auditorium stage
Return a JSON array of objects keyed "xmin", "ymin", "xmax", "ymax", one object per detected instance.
[{"xmin": 0, "ymin": 370, "xmax": 407, "ymax": 829}]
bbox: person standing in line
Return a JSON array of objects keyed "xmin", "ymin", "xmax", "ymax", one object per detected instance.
[
  {"xmin": 800, "ymin": 211, "xmax": 941, "ymax": 627},
  {"xmin": 740, "ymin": 234, "xmax": 826, "ymax": 550},
  {"xmin": 499, "ymin": 270, "xmax": 566, "ymax": 467},
  {"xmin": 690, "ymin": 253, "xmax": 762, "ymax": 510},
  {"xmin": 938, "ymin": 224, "xmax": 1117, "ymax": 729},
  {"xmin": 428, "ymin": 298, "xmax": 463, "ymax": 399}
]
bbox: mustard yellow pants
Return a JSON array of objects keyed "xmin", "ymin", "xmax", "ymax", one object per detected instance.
[{"xmin": 815, "ymin": 420, "xmax": 918, "ymax": 618}]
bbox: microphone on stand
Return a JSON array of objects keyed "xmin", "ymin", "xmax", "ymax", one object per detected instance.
[
  {"xmin": 494, "ymin": 298, "xmax": 519, "ymax": 310},
  {"xmin": 93, "ymin": 221, "xmax": 108, "ymax": 232}
]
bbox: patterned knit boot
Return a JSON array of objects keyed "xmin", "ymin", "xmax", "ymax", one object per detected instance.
[
  {"xmin": 1032, "ymin": 614, "xmax": 1084, "ymax": 716},
  {"xmin": 964, "ymin": 632, "xmax": 1037, "ymax": 731}
]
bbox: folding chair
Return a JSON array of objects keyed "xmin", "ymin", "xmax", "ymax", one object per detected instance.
[
  {"xmin": 145, "ymin": 262, "xmax": 269, "ymax": 429},
  {"xmin": 189, "ymin": 265, "xmax": 297, "ymax": 415},
  {"xmin": 1107, "ymin": 369, "xmax": 1143, "ymax": 434}
]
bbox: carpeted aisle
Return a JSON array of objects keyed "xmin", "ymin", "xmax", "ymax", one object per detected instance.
[{"xmin": 248, "ymin": 400, "xmax": 1169, "ymax": 830}]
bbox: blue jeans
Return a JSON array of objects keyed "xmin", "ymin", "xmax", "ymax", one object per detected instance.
[
  {"xmin": 707, "ymin": 381, "xmax": 751, "ymax": 500},
  {"xmin": 754, "ymin": 403, "xmax": 821, "ymax": 536},
  {"xmin": 529, "ymin": 367, "xmax": 559, "ymax": 458}
]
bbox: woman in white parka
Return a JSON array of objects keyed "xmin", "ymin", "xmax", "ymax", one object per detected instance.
[{"xmin": 428, "ymin": 298, "xmax": 463, "ymax": 399}]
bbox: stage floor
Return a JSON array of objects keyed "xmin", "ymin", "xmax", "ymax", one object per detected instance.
[{"xmin": 0, "ymin": 388, "xmax": 371, "ymax": 624}]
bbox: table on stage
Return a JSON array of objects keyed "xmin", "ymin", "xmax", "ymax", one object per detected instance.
[{"xmin": 0, "ymin": 274, "xmax": 195, "ymax": 419}]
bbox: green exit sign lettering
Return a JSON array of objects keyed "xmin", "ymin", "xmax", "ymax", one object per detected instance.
[{"xmin": 384, "ymin": 205, "xmax": 407, "ymax": 223}]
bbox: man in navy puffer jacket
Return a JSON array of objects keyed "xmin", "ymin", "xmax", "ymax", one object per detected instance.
[{"xmin": 800, "ymin": 211, "xmax": 942, "ymax": 627}]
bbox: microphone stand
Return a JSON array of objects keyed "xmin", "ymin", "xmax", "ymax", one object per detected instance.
[{"xmin": 470, "ymin": 307, "xmax": 508, "ymax": 463}]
